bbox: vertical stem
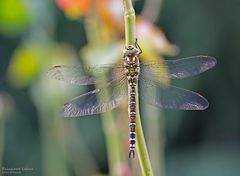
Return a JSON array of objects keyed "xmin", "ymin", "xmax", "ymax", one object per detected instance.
[
  {"xmin": 123, "ymin": 0, "xmax": 136, "ymax": 45},
  {"xmin": 123, "ymin": 0, "xmax": 153, "ymax": 175}
]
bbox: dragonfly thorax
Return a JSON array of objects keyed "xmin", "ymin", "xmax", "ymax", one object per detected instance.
[{"xmin": 124, "ymin": 47, "xmax": 140, "ymax": 85}]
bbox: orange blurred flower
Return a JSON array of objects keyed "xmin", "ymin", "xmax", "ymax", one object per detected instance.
[
  {"xmin": 55, "ymin": 0, "xmax": 124, "ymax": 36},
  {"xmin": 96, "ymin": 0, "xmax": 124, "ymax": 36},
  {"xmin": 56, "ymin": 0, "xmax": 91, "ymax": 19}
]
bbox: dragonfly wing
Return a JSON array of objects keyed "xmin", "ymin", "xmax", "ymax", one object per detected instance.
[
  {"xmin": 166, "ymin": 55, "xmax": 217, "ymax": 79},
  {"xmin": 47, "ymin": 64, "xmax": 125, "ymax": 85},
  {"xmin": 139, "ymin": 75, "xmax": 209, "ymax": 110},
  {"xmin": 140, "ymin": 55, "xmax": 217, "ymax": 80},
  {"xmin": 62, "ymin": 76, "xmax": 128, "ymax": 117}
]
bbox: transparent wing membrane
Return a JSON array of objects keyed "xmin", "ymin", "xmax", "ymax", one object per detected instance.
[
  {"xmin": 139, "ymin": 74, "xmax": 209, "ymax": 110},
  {"xmin": 47, "ymin": 64, "xmax": 125, "ymax": 85},
  {"xmin": 141, "ymin": 55, "xmax": 217, "ymax": 80},
  {"xmin": 48, "ymin": 55, "xmax": 216, "ymax": 116},
  {"xmin": 62, "ymin": 76, "xmax": 128, "ymax": 117}
]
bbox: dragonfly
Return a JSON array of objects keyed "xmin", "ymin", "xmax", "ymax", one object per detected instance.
[{"xmin": 48, "ymin": 42, "xmax": 217, "ymax": 158}]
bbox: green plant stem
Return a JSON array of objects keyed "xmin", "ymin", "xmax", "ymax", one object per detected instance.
[
  {"xmin": 123, "ymin": 0, "xmax": 153, "ymax": 175},
  {"xmin": 123, "ymin": 0, "xmax": 135, "ymax": 45}
]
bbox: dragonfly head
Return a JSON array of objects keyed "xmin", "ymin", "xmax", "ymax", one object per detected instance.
[{"xmin": 123, "ymin": 45, "xmax": 141, "ymax": 58}]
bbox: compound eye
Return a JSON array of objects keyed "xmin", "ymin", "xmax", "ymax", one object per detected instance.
[{"xmin": 127, "ymin": 45, "xmax": 134, "ymax": 50}]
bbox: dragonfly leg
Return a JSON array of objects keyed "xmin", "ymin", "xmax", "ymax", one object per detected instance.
[{"xmin": 135, "ymin": 38, "xmax": 142, "ymax": 54}]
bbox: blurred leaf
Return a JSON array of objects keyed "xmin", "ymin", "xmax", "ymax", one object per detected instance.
[
  {"xmin": 7, "ymin": 43, "xmax": 43, "ymax": 88},
  {"xmin": 0, "ymin": 0, "xmax": 31, "ymax": 35}
]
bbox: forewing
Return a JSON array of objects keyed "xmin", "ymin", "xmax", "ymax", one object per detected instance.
[
  {"xmin": 62, "ymin": 76, "xmax": 128, "ymax": 117},
  {"xmin": 140, "ymin": 55, "xmax": 217, "ymax": 80},
  {"xmin": 47, "ymin": 64, "xmax": 125, "ymax": 85},
  {"xmin": 139, "ymin": 75, "xmax": 209, "ymax": 110}
]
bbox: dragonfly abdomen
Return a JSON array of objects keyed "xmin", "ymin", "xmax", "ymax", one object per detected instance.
[{"xmin": 129, "ymin": 85, "xmax": 137, "ymax": 158}]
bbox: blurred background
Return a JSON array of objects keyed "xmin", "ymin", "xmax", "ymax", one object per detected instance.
[{"xmin": 0, "ymin": 0, "xmax": 240, "ymax": 176}]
